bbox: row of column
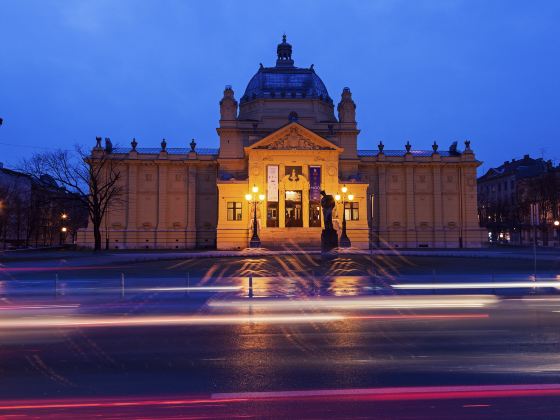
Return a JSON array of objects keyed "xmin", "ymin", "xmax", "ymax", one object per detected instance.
[
  {"xmin": 375, "ymin": 165, "xmax": 451, "ymax": 242},
  {"xmin": 122, "ymin": 163, "xmax": 198, "ymax": 247}
]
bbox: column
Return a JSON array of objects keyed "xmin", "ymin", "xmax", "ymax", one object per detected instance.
[
  {"xmin": 186, "ymin": 165, "xmax": 197, "ymax": 249},
  {"xmin": 405, "ymin": 166, "xmax": 416, "ymax": 246},
  {"xmin": 279, "ymin": 185, "xmax": 285, "ymax": 228},
  {"xmin": 378, "ymin": 166, "xmax": 387, "ymax": 245},
  {"xmin": 125, "ymin": 164, "xmax": 137, "ymax": 248},
  {"xmin": 433, "ymin": 166, "xmax": 443, "ymax": 247},
  {"xmin": 303, "ymin": 188, "xmax": 309, "ymax": 228},
  {"xmin": 157, "ymin": 163, "xmax": 168, "ymax": 248}
]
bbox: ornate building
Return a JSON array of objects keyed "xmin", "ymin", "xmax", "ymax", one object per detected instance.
[{"xmin": 77, "ymin": 36, "xmax": 485, "ymax": 250}]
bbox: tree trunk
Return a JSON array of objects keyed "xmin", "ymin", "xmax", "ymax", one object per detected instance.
[{"xmin": 93, "ymin": 221, "xmax": 102, "ymax": 251}]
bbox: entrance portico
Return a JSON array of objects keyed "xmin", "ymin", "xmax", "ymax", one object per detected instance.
[{"xmin": 216, "ymin": 123, "xmax": 369, "ymax": 249}]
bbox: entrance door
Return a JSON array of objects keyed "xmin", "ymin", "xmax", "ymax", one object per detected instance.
[{"xmin": 285, "ymin": 190, "xmax": 303, "ymax": 227}]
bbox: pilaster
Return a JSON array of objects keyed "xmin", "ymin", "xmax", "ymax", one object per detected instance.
[
  {"xmin": 186, "ymin": 165, "xmax": 197, "ymax": 248},
  {"xmin": 157, "ymin": 163, "xmax": 168, "ymax": 247},
  {"xmin": 405, "ymin": 166, "xmax": 416, "ymax": 246},
  {"xmin": 433, "ymin": 166, "xmax": 443, "ymax": 247},
  {"xmin": 125, "ymin": 164, "xmax": 137, "ymax": 247},
  {"xmin": 378, "ymin": 166, "xmax": 387, "ymax": 245}
]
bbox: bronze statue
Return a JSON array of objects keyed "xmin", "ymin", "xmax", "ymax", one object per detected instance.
[{"xmin": 320, "ymin": 190, "xmax": 335, "ymax": 231}]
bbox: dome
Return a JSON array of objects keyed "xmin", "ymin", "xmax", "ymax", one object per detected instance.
[{"xmin": 240, "ymin": 36, "xmax": 332, "ymax": 105}]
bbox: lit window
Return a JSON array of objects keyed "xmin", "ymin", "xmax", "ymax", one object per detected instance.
[
  {"xmin": 344, "ymin": 202, "xmax": 359, "ymax": 221},
  {"xmin": 227, "ymin": 202, "xmax": 242, "ymax": 221}
]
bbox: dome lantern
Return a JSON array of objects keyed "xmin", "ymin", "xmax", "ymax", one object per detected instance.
[{"xmin": 276, "ymin": 34, "xmax": 294, "ymax": 67}]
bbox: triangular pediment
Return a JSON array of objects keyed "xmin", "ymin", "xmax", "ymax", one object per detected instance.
[{"xmin": 245, "ymin": 122, "xmax": 343, "ymax": 152}]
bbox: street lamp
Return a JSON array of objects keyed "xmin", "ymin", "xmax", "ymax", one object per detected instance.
[
  {"xmin": 59, "ymin": 213, "xmax": 69, "ymax": 245},
  {"xmin": 336, "ymin": 184, "xmax": 353, "ymax": 248},
  {"xmin": 246, "ymin": 185, "xmax": 265, "ymax": 248},
  {"xmin": 60, "ymin": 226, "xmax": 68, "ymax": 245}
]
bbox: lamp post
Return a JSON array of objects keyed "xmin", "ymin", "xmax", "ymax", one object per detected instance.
[
  {"xmin": 245, "ymin": 185, "xmax": 265, "ymax": 248},
  {"xmin": 336, "ymin": 185, "xmax": 354, "ymax": 248},
  {"xmin": 554, "ymin": 220, "xmax": 560, "ymax": 247},
  {"xmin": 60, "ymin": 213, "xmax": 69, "ymax": 245}
]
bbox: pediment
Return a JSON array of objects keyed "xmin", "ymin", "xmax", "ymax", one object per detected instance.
[{"xmin": 246, "ymin": 123, "xmax": 342, "ymax": 152}]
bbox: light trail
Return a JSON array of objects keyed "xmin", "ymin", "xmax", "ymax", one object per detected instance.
[
  {"xmin": 347, "ymin": 314, "xmax": 488, "ymax": 320},
  {"xmin": 209, "ymin": 295, "xmax": 497, "ymax": 310},
  {"xmin": 392, "ymin": 281, "xmax": 560, "ymax": 290},
  {"xmin": 212, "ymin": 383, "xmax": 560, "ymax": 400},
  {"xmin": 143, "ymin": 286, "xmax": 242, "ymax": 292},
  {"xmin": 0, "ymin": 312, "xmax": 488, "ymax": 330},
  {"xmin": 0, "ymin": 313, "xmax": 346, "ymax": 329},
  {"xmin": 1, "ymin": 383, "xmax": 558, "ymax": 414},
  {"xmin": 0, "ymin": 304, "xmax": 80, "ymax": 311}
]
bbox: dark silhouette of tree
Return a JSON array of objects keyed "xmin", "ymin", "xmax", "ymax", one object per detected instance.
[{"xmin": 22, "ymin": 146, "xmax": 123, "ymax": 251}]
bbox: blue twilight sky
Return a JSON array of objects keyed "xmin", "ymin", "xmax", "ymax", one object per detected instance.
[{"xmin": 1, "ymin": 0, "xmax": 559, "ymax": 173}]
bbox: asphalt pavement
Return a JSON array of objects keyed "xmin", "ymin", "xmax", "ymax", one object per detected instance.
[{"xmin": 1, "ymin": 254, "xmax": 560, "ymax": 418}]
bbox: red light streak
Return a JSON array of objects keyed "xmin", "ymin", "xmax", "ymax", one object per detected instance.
[{"xmin": 0, "ymin": 384, "xmax": 559, "ymax": 413}]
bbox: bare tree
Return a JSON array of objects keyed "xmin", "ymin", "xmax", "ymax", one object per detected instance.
[{"xmin": 22, "ymin": 144, "xmax": 123, "ymax": 251}]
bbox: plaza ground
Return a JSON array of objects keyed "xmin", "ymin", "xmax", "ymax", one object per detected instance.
[{"xmin": 1, "ymin": 248, "xmax": 560, "ymax": 418}]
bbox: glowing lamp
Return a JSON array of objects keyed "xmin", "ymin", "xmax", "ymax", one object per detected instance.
[
  {"xmin": 61, "ymin": 213, "xmax": 68, "ymax": 219},
  {"xmin": 258, "ymin": 194, "xmax": 265, "ymax": 201},
  {"xmin": 341, "ymin": 185, "xmax": 348, "ymax": 194},
  {"xmin": 348, "ymin": 194, "xmax": 354, "ymax": 201},
  {"xmin": 554, "ymin": 220, "xmax": 560, "ymax": 226},
  {"xmin": 245, "ymin": 193, "xmax": 252, "ymax": 201},
  {"xmin": 252, "ymin": 185, "xmax": 259, "ymax": 193},
  {"xmin": 61, "ymin": 227, "xmax": 67, "ymax": 233},
  {"xmin": 335, "ymin": 194, "xmax": 341, "ymax": 201}
]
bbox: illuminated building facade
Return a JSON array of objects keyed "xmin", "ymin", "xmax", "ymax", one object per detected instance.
[{"xmin": 77, "ymin": 36, "xmax": 485, "ymax": 250}]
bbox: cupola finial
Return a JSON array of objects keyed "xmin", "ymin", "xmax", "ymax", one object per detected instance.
[{"xmin": 276, "ymin": 34, "xmax": 294, "ymax": 67}]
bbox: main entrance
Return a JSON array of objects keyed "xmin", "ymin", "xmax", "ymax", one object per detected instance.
[{"xmin": 285, "ymin": 190, "xmax": 303, "ymax": 227}]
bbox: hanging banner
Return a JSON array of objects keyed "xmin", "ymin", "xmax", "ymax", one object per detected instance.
[
  {"xmin": 309, "ymin": 166, "xmax": 321, "ymax": 201},
  {"xmin": 267, "ymin": 165, "xmax": 278, "ymax": 202}
]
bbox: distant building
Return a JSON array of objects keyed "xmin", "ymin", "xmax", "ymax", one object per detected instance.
[
  {"xmin": 0, "ymin": 163, "xmax": 87, "ymax": 249},
  {"xmin": 478, "ymin": 154, "xmax": 560, "ymax": 246},
  {"xmin": 78, "ymin": 36, "xmax": 485, "ymax": 250},
  {"xmin": 0, "ymin": 163, "xmax": 33, "ymax": 248}
]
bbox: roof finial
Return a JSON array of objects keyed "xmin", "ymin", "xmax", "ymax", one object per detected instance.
[{"xmin": 276, "ymin": 34, "xmax": 294, "ymax": 67}]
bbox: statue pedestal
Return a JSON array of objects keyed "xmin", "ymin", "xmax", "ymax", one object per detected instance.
[{"xmin": 321, "ymin": 228, "xmax": 338, "ymax": 254}]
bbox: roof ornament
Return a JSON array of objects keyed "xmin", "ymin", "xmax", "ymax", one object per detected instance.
[
  {"xmin": 432, "ymin": 141, "xmax": 438, "ymax": 152},
  {"xmin": 190, "ymin": 139, "xmax": 197, "ymax": 152},
  {"xmin": 161, "ymin": 138, "xmax": 167, "ymax": 151},
  {"xmin": 464, "ymin": 139, "xmax": 471, "ymax": 151},
  {"xmin": 95, "ymin": 136, "xmax": 102, "ymax": 149},
  {"xmin": 449, "ymin": 141, "xmax": 458, "ymax": 154},
  {"xmin": 276, "ymin": 34, "xmax": 294, "ymax": 67},
  {"xmin": 104, "ymin": 137, "xmax": 113, "ymax": 154},
  {"xmin": 405, "ymin": 141, "xmax": 412, "ymax": 153},
  {"xmin": 131, "ymin": 138, "xmax": 138, "ymax": 151},
  {"xmin": 378, "ymin": 141, "xmax": 384, "ymax": 153}
]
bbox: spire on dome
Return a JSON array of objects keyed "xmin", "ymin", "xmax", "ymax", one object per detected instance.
[{"xmin": 276, "ymin": 34, "xmax": 294, "ymax": 67}]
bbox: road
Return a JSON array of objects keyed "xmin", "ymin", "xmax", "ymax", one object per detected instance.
[{"xmin": 1, "ymin": 255, "xmax": 560, "ymax": 418}]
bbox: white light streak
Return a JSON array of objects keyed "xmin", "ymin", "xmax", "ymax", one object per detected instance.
[
  {"xmin": 144, "ymin": 286, "xmax": 242, "ymax": 292},
  {"xmin": 0, "ymin": 313, "xmax": 345, "ymax": 329},
  {"xmin": 209, "ymin": 295, "xmax": 497, "ymax": 310}
]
